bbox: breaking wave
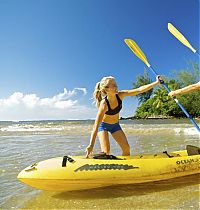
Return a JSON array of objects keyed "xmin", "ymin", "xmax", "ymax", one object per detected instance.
[{"xmin": 0, "ymin": 120, "xmax": 199, "ymax": 137}]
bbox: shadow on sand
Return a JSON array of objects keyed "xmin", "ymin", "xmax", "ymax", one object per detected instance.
[{"xmin": 52, "ymin": 174, "xmax": 200, "ymax": 200}]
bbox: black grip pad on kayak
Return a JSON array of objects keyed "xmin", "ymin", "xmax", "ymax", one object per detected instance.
[
  {"xmin": 93, "ymin": 153, "xmax": 122, "ymax": 160},
  {"xmin": 186, "ymin": 145, "xmax": 200, "ymax": 156}
]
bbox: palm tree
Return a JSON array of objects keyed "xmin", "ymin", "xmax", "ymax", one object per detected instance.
[
  {"xmin": 132, "ymin": 68, "xmax": 153, "ymax": 104},
  {"xmin": 153, "ymin": 88, "xmax": 169, "ymax": 111},
  {"xmin": 167, "ymin": 79, "xmax": 181, "ymax": 91}
]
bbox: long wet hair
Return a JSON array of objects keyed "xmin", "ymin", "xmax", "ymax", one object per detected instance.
[{"xmin": 93, "ymin": 76, "xmax": 115, "ymax": 108}]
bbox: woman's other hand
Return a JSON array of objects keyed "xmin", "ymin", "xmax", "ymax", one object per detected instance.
[{"xmin": 85, "ymin": 145, "xmax": 94, "ymax": 158}]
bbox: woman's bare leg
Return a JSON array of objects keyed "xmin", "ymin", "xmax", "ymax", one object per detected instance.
[
  {"xmin": 111, "ymin": 130, "xmax": 130, "ymax": 156},
  {"xmin": 98, "ymin": 131, "xmax": 110, "ymax": 154}
]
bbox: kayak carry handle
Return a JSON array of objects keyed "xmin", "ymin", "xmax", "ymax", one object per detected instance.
[{"xmin": 62, "ymin": 156, "xmax": 75, "ymax": 167}]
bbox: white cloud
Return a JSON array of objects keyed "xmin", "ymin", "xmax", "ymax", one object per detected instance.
[
  {"xmin": 74, "ymin": 88, "xmax": 87, "ymax": 95},
  {"xmin": 22, "ymin": 94, "xmax": 40, "ymax": 108},
  {"xmin": 0, "ymin": 88, "xmax": 96, "ymax": 121}
]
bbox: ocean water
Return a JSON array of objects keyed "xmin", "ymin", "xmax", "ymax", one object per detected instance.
[{"xmin": 0, "ymin": 119, "xmax": 199, "ymax": 209}]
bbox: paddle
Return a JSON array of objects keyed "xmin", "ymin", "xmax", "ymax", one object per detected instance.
[
  {"xmin": 168, "ymin": 23, "xmax": 200, "ymax": 57},
  {"xmin": 124, "ymin": 39, "xmax": 200, "ymax": 133}
]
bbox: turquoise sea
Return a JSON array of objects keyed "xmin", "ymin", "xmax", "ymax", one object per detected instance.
[{"xmin": 0, "ymin": 119, "xmax": 199, "ymax": 209}]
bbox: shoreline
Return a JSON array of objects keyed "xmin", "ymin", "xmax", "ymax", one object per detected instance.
[
  {"xmin": 120, "ymin": 116, "xmax": 200, "ymax": 120},
  {"xmin": 0, "ymin": 117, "xmax": 200, "ymax": 123}
]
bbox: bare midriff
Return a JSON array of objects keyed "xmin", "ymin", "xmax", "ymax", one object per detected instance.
[{"xmin": 102, "ymin": 113, "xmax": 120, "ymax": 124}]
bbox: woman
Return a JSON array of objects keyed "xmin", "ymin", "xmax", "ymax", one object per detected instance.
[
  {"xmin": 85, "ymin": 76, "xmax": 161, "ymax": 157},
  {"xmin": 168, "ymin": 81, "xmax": 200, "ymax": 97}
]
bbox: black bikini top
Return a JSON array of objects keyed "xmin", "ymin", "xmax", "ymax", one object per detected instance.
[{"xmin": 105, "ymin": 94, "xmax": 122, "ymax": 115}]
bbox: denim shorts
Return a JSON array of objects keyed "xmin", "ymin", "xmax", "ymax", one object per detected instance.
[{"xmin": 98, "ymin": 122, "xmax": 122, "ymax": 134}]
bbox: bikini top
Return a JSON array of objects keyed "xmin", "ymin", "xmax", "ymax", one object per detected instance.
[{"xmin": 105, "ymin": 94, "xmax": 122, "ymax": 115}]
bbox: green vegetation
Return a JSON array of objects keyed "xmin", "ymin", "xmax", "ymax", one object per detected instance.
[
  {"xmin": 132, "ymin": 68, "xmax": 153, "ymax": 104},
  {"xmin": 133, "ymin": 63, "xmax": 200, "ymax": 118}
]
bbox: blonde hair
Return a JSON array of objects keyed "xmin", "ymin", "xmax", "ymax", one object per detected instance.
[{"xmin": 93, "ymin": 76, "xmax": 115, "ymax": 108}]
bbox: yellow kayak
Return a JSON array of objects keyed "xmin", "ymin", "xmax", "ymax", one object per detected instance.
[{"xmin": 17, "ymin": 145, "xmax": 200, "ymax": 192}]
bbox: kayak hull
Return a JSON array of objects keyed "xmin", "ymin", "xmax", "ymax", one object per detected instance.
[{"xmin": 17, "ymin": 149, "xmax": 200, "ymax": 192}]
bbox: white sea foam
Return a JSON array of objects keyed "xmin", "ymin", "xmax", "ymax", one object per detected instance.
[
  {"xmin": 183, "ymin": 128, "xmax": 200, "ymax": 137},
  {"xmin": 174, "ymin": 128, "xmax": 182, "ymax": 135},
  {"xmin": 0, "ymin": 125, "xmax": 64, "ymax": 132},
  {"xmin": 173, "ymin": 127, "xmax": 200, "ymax": 137},
  {"xmin": 0, "ymin": 120, "xmax": 199, "ymax": 137}
]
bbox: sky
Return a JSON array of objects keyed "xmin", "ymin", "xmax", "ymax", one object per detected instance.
[{"xmin": 0, "ymin": 0, "xmax": 199, "ymax": 121}]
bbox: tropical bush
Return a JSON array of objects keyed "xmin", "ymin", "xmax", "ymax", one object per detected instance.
[{"xmin": 133, "ymin": 63, "xmax": 200, "ymax": 118}]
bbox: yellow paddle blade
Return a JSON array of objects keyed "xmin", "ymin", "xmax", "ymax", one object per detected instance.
[
  {"xmin": 168, "ymin": 23, "xmax": 196, "ymax": 53},
  {"xmin": 124, "ymin": 39, "xmax": 151, "ymax": 67}
]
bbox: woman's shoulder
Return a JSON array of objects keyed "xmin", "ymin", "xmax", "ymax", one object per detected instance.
[
  {"xmin": 97, "ymin": 99, "xmax": 108, "ymax": 114},
  {"xmin": 100, "ymin": 97, "xmax": 106, "ymax": 103},
  {"xmin": 99, "ymin": 98, "xmax": 108, "ymax": 109},
  {"xmin": 118, "ymin": 91, "xmax": 126, "ymax": 100}
]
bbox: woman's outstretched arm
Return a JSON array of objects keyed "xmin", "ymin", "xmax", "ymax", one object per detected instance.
[
  {"xmin": 168, "ymin": 81, "xmax": 200, "ymax": 97},
  {"xmin": 119, "ymin": 76, "xmax": 161, "ymax": 99}
]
